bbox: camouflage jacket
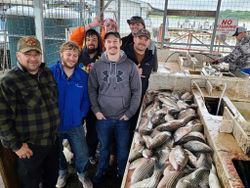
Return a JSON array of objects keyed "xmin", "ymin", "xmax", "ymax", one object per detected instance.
[{"xmin": 223, "ymin": 36, "xmax": 250, "ymax": 71}]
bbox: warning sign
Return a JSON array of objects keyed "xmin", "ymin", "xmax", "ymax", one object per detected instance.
[{"xmin": 216, "ymin": 18, "xmax": 238, "ymax": 35}]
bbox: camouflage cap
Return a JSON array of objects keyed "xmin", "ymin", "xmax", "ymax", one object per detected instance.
[
  {"xmin": 17, "ymin": 36, "xmax": 42, "ymax": 53},
  {"xmin": 134, "ymin": 29, "xmax": 151, "ymax": 39},
  {"xmin": 127, "ymin": 16, "xmax": 145, "ymax": 28}
]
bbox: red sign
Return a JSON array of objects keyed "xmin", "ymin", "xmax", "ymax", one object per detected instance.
[{"xmin": 216, "ymin": 18, "xmax": 238, "ymax": 35}]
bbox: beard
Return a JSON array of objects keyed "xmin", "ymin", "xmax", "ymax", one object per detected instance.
[
  {"xmin": 87, "ymin": 47, "xmax": 98, "ymax": 54},
  {"xmin": 61, "ymin": 60, "xmax": 76, "ymax": 69},
  {"xmin": 134, "ymin": 44, "xmax": 146, "ymax": 52}
]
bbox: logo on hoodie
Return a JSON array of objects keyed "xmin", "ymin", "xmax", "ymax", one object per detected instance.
[
  {"xmin": 117, "ymin": 71, "xmax": 123, "ymax": 82},
  {"xmin": 103, "ymin": 70, "xmax": 124, "ymax": 83}
]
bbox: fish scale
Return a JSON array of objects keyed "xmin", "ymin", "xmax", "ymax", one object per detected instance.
[
  {"xmin": 131, "ymin": 164, "xmax": 163, "ymax": 188},
  {"xmin": 147, "ymin": 132, "xmax": 171, "ymax": 149},
  {"xmin": 169, "ymin": 145, "xmax": 188, "ymax": 171},
  {"xmin": 183, "ymin": 140, "xmax": 212, "ymax": 153},
  {"xmin": 176, "ymin": 131, "xmax": 205, "ymax": 145},
  {"xmin": 175, "ymin": 167, "xmax": 210, "ymax": 188},
  {"xmin": 157, "ymin": 166, "xmax": 184, "ymax": 188},
  {"xmin": 130, "ymin": 158, "xmax": 155, "ymax": 184}
]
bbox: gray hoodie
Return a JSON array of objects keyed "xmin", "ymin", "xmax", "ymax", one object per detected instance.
[{"xmin": 88, "ymin": 51, "xmax": 142, "ymax": 119}]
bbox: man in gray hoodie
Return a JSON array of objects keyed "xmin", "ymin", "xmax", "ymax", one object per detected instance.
[{"xmin": 88, "ymin": 31, "xmax": 142, "ymax": 185}]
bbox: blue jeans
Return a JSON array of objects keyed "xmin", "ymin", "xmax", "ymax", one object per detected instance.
[
  {"xmin": 58, "ymin": 126, "xmax": 89, "ymax": 176},
  {"xmin": 95, "ymin": 119, "xmax": 130, "ymax": 178},
  {"xmin": 241, "ymin": 68, "xmax": 250, "ymax": 74}
]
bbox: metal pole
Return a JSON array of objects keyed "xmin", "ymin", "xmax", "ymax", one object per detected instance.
[
  {"xmin": 161, "ymin": 0, "xmax": 169, "ymax": 48},
  {"xmin": 210, "ymin": 0, "xmax": 222, "ymax": 53},
  {"xmin": 33, "ymin": 0, "xmax": 45, "ymax": 62},
  {"xmin": 100, "ymin": 0, "xmax": 104, "ymax": 21},
  {"xmin": 117, "ymin": 0, "xmax": 121, "ymax": 26},
  {"xmin": 79, "ymin": 0, "xmax": 84, "ymax": 25},
  {"xmin": 95, "ymin": 0, "xmax": 101, "ymax": 32}
]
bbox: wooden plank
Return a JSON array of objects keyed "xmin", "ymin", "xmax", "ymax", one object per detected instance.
[
  {"xmin": 220, "ymin": 107, "xmax": 250, "ymax": 155},
  {"xmin": 0, "ymin": 143, "xmax": 19, "ymax": 188}
]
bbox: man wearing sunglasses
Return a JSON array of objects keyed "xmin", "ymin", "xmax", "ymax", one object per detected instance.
[{"xmin": 212, "ymin": 26, "xmax": 250, "ymax": 76}]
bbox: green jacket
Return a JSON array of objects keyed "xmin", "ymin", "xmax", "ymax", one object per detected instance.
[{"xmin": 0, "ymin": 63, "xmax": 60, "ymax": 151}]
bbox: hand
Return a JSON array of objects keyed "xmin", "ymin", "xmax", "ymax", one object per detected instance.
[
  {"xmin": 95, "ymin": 112, "xmax": 106, "ymax": 120},
  {"xmin": 120, "ymin": 114, "xmax": 129, "ymax": 121},
  {"xmin": 91, "ymin": 16, "xmax": 101, "ymax": 27},
  {"xmin": 136, "ymin": 65, "xmax": 145, "ymax": 78},
  {"xmin": 211, "ymin": 59, "xmax": 220, "ymax": 64},
  {"xmin": 15, "ymin": 143, "xmax": 33, "ymax": 159}
]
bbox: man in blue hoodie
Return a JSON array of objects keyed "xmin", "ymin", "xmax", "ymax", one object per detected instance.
[
  {"xmin": 50, "ymin": 41, "xmax": 92, "ymax": 188},
  {"xmin": 88, "ymin": 31, "xmax": 142, "ymax": 185}
]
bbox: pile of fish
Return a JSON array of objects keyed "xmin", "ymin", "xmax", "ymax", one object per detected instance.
[{"xmin": 127, "ymin": 90, "xmax": 221, "ymax": 188}]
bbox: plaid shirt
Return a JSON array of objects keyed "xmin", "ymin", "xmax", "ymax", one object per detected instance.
[{"xmin": 0, "ymin": 63, "xmax": 60, "ymax": 151}]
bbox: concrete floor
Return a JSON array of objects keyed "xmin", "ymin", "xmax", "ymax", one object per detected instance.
[{"xmin": 64, "ymin": 163, "xmax": 121, "ymax": 188}]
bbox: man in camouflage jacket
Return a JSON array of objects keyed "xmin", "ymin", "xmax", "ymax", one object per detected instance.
[{"xmin": 213, "ymin": 26, "xmax": 250, "ymax": 73}]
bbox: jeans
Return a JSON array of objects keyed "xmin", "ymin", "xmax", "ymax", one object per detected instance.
[
  {"xmin": 95, "ymin": 119, "xmax": 130, "ymax": 179},
  {"xmin": 16, "ymin": 142, "xmax": 59, "ymax": 188},
  {"xmin": 86, "ymin": 110, "xmax": 98, "ymax": 158},
  {"xmin": 58, "ymin": 125, "xmax": 89, "ymax": 176},
  {"xmin": 241, "ymin": 68, "xmax": 250, "ymax": 74}
]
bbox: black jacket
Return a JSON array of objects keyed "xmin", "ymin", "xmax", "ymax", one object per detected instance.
[
  {"xmin": 124, "ymin": 43, "xmax": 154, "ymax": 97},
  {"xmin": 121, "ymin": 33, "xmax": 158, "ymax": 72}
]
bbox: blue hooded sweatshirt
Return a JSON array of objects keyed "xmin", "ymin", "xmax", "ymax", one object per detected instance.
[{"xmin": 50, "ymin": 61, "xmax": 90, "ymax": 132}]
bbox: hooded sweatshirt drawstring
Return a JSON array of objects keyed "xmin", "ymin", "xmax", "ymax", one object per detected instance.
[
  {"xmin": 108, "ymin": 62, "xmax": 112, "ymax": 84},
  {"xmin": 114, "ymin": 63, "xmax": 117, "ymax": 84}
]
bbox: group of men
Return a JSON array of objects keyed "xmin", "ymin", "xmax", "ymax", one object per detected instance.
[
  {"xmin": 0, "ymin": 15, "xmax": 156, "ymax": 188},
  {"xmin": 1, "ymin": 13, "xmax": 249, "ymax": 188}
]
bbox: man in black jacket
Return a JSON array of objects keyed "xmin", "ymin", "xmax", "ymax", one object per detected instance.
[
  {"xmin": 122, "ymin": 16, "xmax": 158, "ymax": 72},
  {"xmin": 123, "ymin": 29, "xmax": 155, "ymax": 143},
  {"xmin": 78, "ymin": 29, "xmax": 103, "ymax": 165}
]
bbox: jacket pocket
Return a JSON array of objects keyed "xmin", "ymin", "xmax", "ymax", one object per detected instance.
[{"xmin": 98, "ymin": 94, "xmax": 124, "ymax": 116}]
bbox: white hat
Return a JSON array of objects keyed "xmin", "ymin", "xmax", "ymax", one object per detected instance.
[{"xmin": 232, "ymin": 26, "xmax": 247, "ymax": 36}]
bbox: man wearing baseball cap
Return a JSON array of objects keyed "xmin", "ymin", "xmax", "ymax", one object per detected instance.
[
  {"xmin": 123, "ymin": 29, "xmax": 155, "ymax": 143},
  {"xmin": 89, "ymin": 31, "xmax": 141, "ymax": 187},
  {"xmin": 212, "ymin": 26, "xmax": 250, "ymax": 76},
  {"xmin": 0, "ymin": 36, "xmax": 60, "ymax": 188},
  {"xmin": 122, "ymin": 16, "xmax": 158, "ymax": 72}
]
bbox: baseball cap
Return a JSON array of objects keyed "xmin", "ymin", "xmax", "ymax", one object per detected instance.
[
  {"xmin": 104, "ymin": 31, "xmax": 121, "ymax": 40},
  {"xmin": 232, "ymin": 26, "xmax": 247, "ymax": 36},
  {"xmin": 134, "ymin": 29, "xmax": 151, "ymax": 39},
  {"xmin": 127, "ymin": 16, "xmax": 145, "ymax": 28},
  {"xmin": 17, "ymin": 36, "xmax": 42, "ymax": 53}
]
